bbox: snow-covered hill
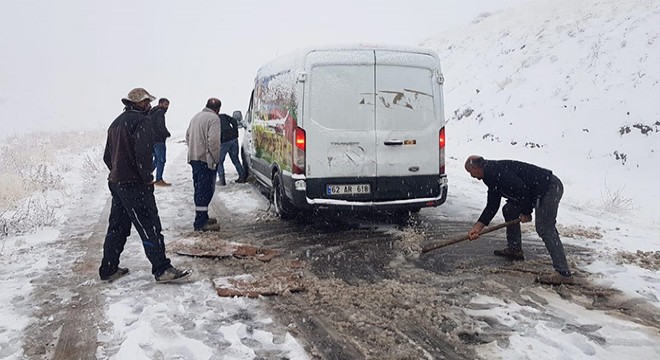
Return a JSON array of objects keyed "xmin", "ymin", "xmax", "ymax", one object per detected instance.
[{"xmin": 424, "ymin": 0, "xmax": 660, "ymax": 222}]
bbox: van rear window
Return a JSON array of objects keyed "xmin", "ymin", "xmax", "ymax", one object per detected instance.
[
  {"xmin": 375, "ymin": 65, "xmax": 435, "ymax": 131},
  {"xmin": 309, "ymin": 65, "xmax": 375, "ymax": 131}
]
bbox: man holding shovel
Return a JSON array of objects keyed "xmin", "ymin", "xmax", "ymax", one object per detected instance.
[{"xmin": 464, "ymin": 155, "xmax": 574, "ymax": 285}]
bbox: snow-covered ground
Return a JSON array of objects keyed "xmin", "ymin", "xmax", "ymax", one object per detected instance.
[
  {"xmin": 0, "ymin": 135, "xmax": 308, "ymax": 359},
  {"xmin": 426, "ymin": 0, "xmax": 660, "ymax": 302},
  {"xmin": 1, "ymin": 0, "xmax": 659, "ymax": 359}
]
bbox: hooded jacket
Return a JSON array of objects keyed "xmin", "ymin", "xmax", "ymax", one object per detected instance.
[
  {"xmin": 148, "ymin": 106, "xmax": 171, "ymax": 143},
  {"xmin": 185, "ymin": 108, "xmax": 221, "ymax": 170},
  {"xmin": 478, "ymin": 160, "xmax": 553, "ymax": 225},
  {"xmin": 103, "ymin": 107, "xmax": 154, "ymax": 184}
]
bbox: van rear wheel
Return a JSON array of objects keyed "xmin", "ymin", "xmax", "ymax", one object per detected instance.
[{"xmin": 272, "ymin": 174, "xmax": 297, "ymax": 219}]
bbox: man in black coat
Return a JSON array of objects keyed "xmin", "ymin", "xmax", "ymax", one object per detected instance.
[
  {"xmin": 149, "ymin": 98, "xmax": 172, "ymax": 186},
  {"xmin": 464, "ymin": 155, "xmax": 573, "ymax": 285},
  {"xmin": 216, "ymin": 113, "xmax": 246, "ymax": 185},
  {"xmin": 101, "ymin": 88, "xmax": 189, "ymax": 283}
]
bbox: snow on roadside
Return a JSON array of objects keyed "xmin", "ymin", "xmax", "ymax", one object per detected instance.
[
  {"xmin": 0, "ymin": 134, "xmax": 309, "ymax": 359},
  {"xmin": 467, "ymin": 292, "xmax": 660, "ymax": 360},
  {"xmin": 423, "ymin": 0, "xmax": 660, "ymax": 314},
  {"xmin": 94, "ymin": 139, "xmax": 309, "ymax": 359},
  {"xmin": 0, "ymin": 229, "xmax": 56, "ymax": 359},
  {"xmin": 0, "ymin": 131, "xmax": 106, "ymax": 359}
]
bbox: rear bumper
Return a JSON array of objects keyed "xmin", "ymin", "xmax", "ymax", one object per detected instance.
[{"xmin": 287, "ymin": 174, "xmax": 448, "ymax": 211}]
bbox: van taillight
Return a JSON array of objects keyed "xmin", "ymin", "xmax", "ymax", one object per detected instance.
[
  {"xmin": 439, "ymin": 127, "xmax": 445, "ymax": 174},
  {"xmin": 293, "ymin": 127, "xmax": 306, "ymax": 174},
  {"xmin": 295, "ymin": 128, "xmax": 306, "ymax": 151}
]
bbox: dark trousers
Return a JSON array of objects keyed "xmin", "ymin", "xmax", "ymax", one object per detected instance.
[
  {"xmin": 99, "ymin": 182, "xmax": 171, "ymax": 279},
  {"xmin": 217, "ymin": 139, "xmax": 245, "ymax": 181},
  {"xmin": 502, "ymin": 175, "xmax": 570, "ymax": 276},
  {"xmin": 153, "ymin": 142, "xmax": 167, "ymax": 181},
  {"xmin": 190, "ymin": 160, "xmax": 216, "ymax": 229}
]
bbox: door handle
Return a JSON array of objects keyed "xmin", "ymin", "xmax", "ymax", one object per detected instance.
[{"xmin": 384, "ymin": 139, "xmax": 404, "ymax": 146}]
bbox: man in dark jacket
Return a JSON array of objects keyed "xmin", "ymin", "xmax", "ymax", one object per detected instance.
[
  {"xmin": 216, "ymin": 113, "xmax": 246, "ymax": 186},
  {"xmin": 149, "ymin": 98, "xmax": 172, "ymax": 186},
  {"xmin": 101, "ymin": 87, "xmax": 190, "ymax": 283},
  {"xmin": 464, "ymin": 155, "xmax": 573, "ymax": 285}
]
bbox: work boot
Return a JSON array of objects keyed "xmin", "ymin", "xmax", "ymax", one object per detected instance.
[
  {"xmin": 154, "ymin": 179, "xmax": 171, "ymax": 187},
  {"xmin": 536, "ymin": 272, "xmax": 575, "ymax": 285},
  {"xmin": 100, "ymin": 267, "xmax": 130, "ymax": 282},
  {"xmin": 207, "ymin": 217, "xmax": 218, "ymax": 225},
  {"xmin": 493, "ymin": 248, "xmax": 525, "ymax": 260},
  {"xmin": 195, "ymin": 222, "xmax": 221, "ymax": 232},
  {"xmin": 217, "ymin": 179, "xmax": 226, "ymax": 186},
  {"xmin": 155, "ymin": 267, "xmax": 192, "ymax": 283},
  {"xmin": 234, "ymin": 177, "xmax": 247, "ymax": 184}
]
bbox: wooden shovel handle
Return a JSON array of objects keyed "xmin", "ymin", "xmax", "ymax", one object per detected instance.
[{"xmin": 420, "ymin": 219, "xmax": 521, "ymax": 254}]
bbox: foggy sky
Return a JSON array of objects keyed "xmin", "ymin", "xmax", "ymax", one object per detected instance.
[{"xmin": 0, "ymin": 0, "xmax": 532, "ymax": 138}]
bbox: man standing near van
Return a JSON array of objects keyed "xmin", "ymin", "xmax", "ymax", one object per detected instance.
[
  {"xmin": 464, "ymin": 155, "xmax": 573, "ymax": 285},
  {"xmin": 149, "ymin": 98, "xmax": 172, "ymax": 186},
  {"xmin": 217, "ymin": 112, "xmax": 246, "ymax": 185},
  {"xmin": 186, "ymin": 98, "xmax": 222, "ymax": 231},
  {"xmin": 101, "ymin": 87, "xmax": 190, "ymax": 283}
]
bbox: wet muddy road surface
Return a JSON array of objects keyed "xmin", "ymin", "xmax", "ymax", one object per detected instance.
[{"xmin": 197, "ymin": 205, "xmax": 660, "ymax": 360}]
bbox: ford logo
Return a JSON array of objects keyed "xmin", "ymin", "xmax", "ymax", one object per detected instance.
[{"xmin": 409, "ymin": 166, "xmax": 419, "ymax": 172}]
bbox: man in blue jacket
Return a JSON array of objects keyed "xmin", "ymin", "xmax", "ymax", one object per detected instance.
[{"xmin": 464, "ymin": 155, "xmax": 573, "ymax": 285}]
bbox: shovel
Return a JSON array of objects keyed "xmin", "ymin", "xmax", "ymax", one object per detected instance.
[{"xmin": 421, "ymin": 219, "xmax": 521, "ymax": 254}]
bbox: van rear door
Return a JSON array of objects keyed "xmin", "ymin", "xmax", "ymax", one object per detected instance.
[
  {"xmin": 373, "ymin": 51, "xmax": 441, "ymax": 200},
  {"xmin": 304, "ymin": 50, "xmax": 377, "ymax": 199}
]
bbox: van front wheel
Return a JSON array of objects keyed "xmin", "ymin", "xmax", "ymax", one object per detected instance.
[
  {"xmin": 240, "ymin": 147, "xmax": 249, "ymax": 177},
  {"xmin": 272, "ymin": 174, "xmax": 297, "ymax": 219}
]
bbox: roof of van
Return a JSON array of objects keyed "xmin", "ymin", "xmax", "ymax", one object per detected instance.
[
  {"xmin": 300, "ymin": 43, "xmax": 438, "ymax": 55},
  {"xmin": 256, "ymin": 43, "xmax": 441, "ymax": 77}
]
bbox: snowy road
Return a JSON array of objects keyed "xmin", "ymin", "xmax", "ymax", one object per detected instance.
[
  {"xmin": 3, "ymin": 138, "xmax": 659, "ymax": 360},
  {"xmin": 206, "ymin": 208, "xmax": 659, "ymax": 359}
]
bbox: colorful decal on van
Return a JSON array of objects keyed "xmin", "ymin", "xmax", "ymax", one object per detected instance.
[{"xmin": 253, "ymin": 70, "xmax": 298, "ymax": 172}]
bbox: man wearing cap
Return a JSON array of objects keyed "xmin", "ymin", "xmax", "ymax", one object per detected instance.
[
  {"xmin": 186, "ymin": 98, "xmax": 222, "ymax": 231},
  {"xmin": 100, "ymin": 87, "xmax": 190, "ymax": 283}
]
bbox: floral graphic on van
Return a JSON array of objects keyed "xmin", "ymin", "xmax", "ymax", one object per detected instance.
[{"xmin": 252, "ymin": 71, "xmax": 298, "ymax": 172}]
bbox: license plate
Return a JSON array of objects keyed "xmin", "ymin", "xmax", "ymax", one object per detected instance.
[{"xmin": 326, "ymin": 184, "xmax": 371, "ymax": 195}]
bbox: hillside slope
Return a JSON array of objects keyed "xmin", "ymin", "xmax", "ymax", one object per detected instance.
[{"xmin": 425, "ymin": 0, "xmax": 660, "ymax": 220}]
